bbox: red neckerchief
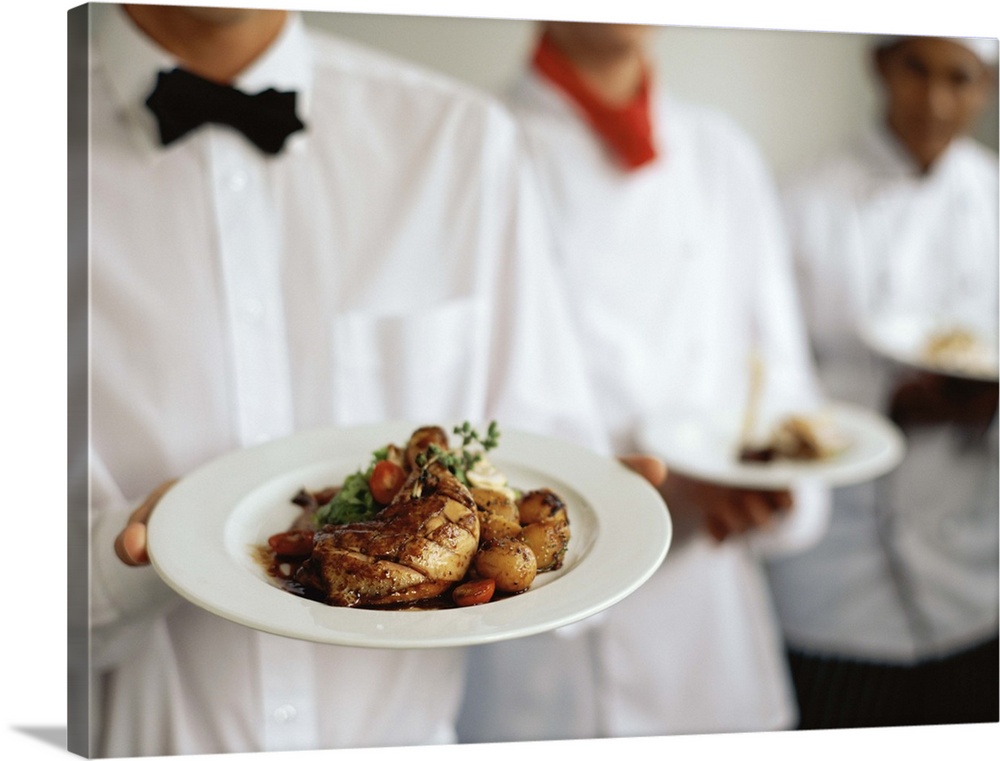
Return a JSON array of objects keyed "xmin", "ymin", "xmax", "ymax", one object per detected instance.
[{"xmin": 532, "ymin": 31, "xmax": 658, "ymax": 171}]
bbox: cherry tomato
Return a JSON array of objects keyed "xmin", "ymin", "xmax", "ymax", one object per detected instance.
[
  {"xmin": 267, "ymin": 529, "xmax": 314, "ymax": 557},
  {"xmin": 369, "ymin": 459, "xmax": 406, "ymax": 504},
  {"xmin": 452, "ymin": 578, "xmax": 496, "ymax": 607}
]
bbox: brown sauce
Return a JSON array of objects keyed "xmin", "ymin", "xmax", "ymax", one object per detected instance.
[{"xmin": 253, "ymin": 543, "xmax": 527, "ymax": 611}]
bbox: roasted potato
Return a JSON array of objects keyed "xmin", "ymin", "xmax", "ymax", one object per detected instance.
[
  {"xmin": 470, "ymin": 487, "xmax": 520, "ymax": 523},
  {"xmin": 518, "ymin": 488, "xmax": 569, "ymax": 525},
  {"xmin": 521, "ymin": 518, "xmax": 570, "ymax": 571},
  {"xmin": 404, "ymin": 425, "xmax": 449, "ymax": 469},
  {"xmin": 477, "ymin": 510, "xmax": 523, "ymax": 543},
  {"xmin": 474, "ymin": 537, "xmax": 537, "ymax": 593}
]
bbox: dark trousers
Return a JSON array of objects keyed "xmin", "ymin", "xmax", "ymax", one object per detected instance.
[{"xmin": 787, "ymin": 636, "xmax": 999, "ymax": 730}]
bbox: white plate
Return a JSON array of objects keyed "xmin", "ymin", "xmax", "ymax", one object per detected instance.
[
  {"xmin": 147, "ymin": 422, "xmax": 671, "ymax": 648},
  {"xmin": 639, "ymin": 402, "xmax": 906, "ymax": 490},
  {"xmin": 860, "ymin": 314, "xmax": 999, "ymax": 381}
]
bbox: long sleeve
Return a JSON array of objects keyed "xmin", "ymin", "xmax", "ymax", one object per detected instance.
[
  {"xmin": 88, "ymin": 448, "xmax": 182, "ymax": 672},
  {"xmin": 480, "ymin": 115, "xmax": 610, "ymax": 455},
  {"xmin": 725, "ymin": 125, "xmax": 832, "ymax": 557}
]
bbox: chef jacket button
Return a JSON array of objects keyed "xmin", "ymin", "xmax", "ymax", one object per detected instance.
[
  {"xmin": 272, "ymin": 704, "xmax": 297, "ymax": 724},
  {"xmin": 228, "ymin": 171, "xmax": 248, "ymax": 192}
]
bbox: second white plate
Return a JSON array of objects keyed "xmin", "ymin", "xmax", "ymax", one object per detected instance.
[{"xmin": 639, "ymin": 402, "xmax": 906, "ymax": 490}]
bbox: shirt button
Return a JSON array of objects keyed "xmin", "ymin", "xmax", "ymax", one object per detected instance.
[
  {"xmin": 228, "ymin": 171, "xmax": 248, "ymax": 192},
  {"xmin": 272, "ymin": 704, "xmax": 297, "ymax": 724}
]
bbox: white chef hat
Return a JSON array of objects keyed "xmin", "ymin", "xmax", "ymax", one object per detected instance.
[{"xmin": 872, "ymin": 34, "xmax": 999, "ymax": 65}]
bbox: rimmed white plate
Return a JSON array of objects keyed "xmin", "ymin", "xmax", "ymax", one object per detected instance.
[
  {"xmin": 147, "ymin": 422, "xmax": 671, "ymax": 648},
  {"xmin": 639, "ymin": 402, "xmax": 906, "ymax": 490},
  {"xmin": 860, "ymin": 314, "xmax": 999, "ymax": 382}
]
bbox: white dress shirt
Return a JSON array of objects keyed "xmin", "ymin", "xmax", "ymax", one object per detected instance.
[
  {"xmin": 766, "ymin": 126, "xmax": 999, "ymax": 662},
  {"xmin": 84, "ymin": 6, "xmax": 605, "ymax": 757},
  {"xmin": 457, "ymin": 69, "xmax": 829, "ymax": 740}
]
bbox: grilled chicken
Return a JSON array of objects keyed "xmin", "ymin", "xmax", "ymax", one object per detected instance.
[{"xmin": 295, "ymin": 429, "xmax": 480, "ymax": 607}]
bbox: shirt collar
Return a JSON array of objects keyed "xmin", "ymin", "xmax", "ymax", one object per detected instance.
[
  {"xmin": 95, "ymin": 5, "xmax": 314, "ymax": 158},
  {"xmin": 531, "ymin": 30, "xmax": 659, "ymax": 172},
  {"xmin": 864, "ymin": 121, "xmax": 963, "ymax": 182}
]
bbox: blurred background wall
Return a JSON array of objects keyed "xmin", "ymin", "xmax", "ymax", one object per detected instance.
[{"xmin": 301, "ymin": 8, "xmax": 999, "ymax": 181}]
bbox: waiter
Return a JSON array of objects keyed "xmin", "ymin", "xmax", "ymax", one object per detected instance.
[
  {"xmin": 81, "ymin": 4, "xmax": 619, "ymax": 756},
  {"xmin": 457, "ymin": 21, "xmax": 829, "ymax": 740},
  {"xmin": 767, "ymin": 35, "xmax": 999, "ymax": 728}
]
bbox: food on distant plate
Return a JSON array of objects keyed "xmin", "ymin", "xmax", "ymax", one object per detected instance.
[
  {"xmin": 921, "ymin": 327, "xmax": 996, "ymax": 377},
  {"xmin": 738, "ymin": 413, "xmax": 850, "ymax": 464},
  {"xmin": 260, "ymin": 422, "xmax": 571, "ymax": 609}
]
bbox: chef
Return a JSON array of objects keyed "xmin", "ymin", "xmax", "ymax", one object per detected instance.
[
  {"xmin": 79, "ymin": 4, "xmax": 628, "ymax": 756},
  {"xmin": 457, "ymin": 21, "xmax": 829, "ymax": 740},
  {"xmin": 766, "ymin": 35, "xmax": 999, "ymax": 727}
]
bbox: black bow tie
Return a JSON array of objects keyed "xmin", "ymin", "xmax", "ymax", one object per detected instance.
[{"xmin": 145, "ymin": 67, "xmax": 306, "ymax": 155}]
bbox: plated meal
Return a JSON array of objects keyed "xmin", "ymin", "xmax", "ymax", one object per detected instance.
[
  {"xmin": 861, "ymin": 315, "xmax": 999, "ymax": 381},
  {"xmin": 733, "ymin": 353, "xmax": 853, "ymax": 468},
  {"xmin": 737, "ymin": 412, "xmax": 852, "ymax": 464},
  {"xmin": 260, "ymin": 422, "xmax": 573, "ymax": 609},
  {"xmin": 920, "ymin": 327, "xmax": 998, "ymax": 379},
  {"xmin": 146, "ymin": 421, "xmax": 671, "ymax": 647},
  {"xmin": 639, "ymin": 402, "xmax": 905, "ymax": 490}
]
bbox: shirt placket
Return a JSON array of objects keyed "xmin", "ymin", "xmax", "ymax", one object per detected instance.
[
  {"xmin": 209, "ymin": 131, "xmax": 295, "ymax": 447},
  {"xmin": 207, "ymin": 129, "xmax": 319, "ymax": 751}
]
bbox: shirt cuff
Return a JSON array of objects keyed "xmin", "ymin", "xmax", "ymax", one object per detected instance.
[
  {"xmin": 747, "ymin": 477, "xmax": 831, "ymax": 558},
  {"xmin": 90, "ymin": 507, "xmax": 180, "ymax": 630}
]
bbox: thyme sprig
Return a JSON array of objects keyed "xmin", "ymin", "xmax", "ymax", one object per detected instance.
[{"xmin": 414, "ymin": 420, "xmax": 501, "ymax": 487}]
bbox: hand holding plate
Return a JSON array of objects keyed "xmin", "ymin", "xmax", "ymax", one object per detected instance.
[
  {"xmin": 661, "ymin": 471, "xmax": 791, "ymax": 543},
  {"xmin": 888, "ymin": 370, "xmax": 999, "ymax": 433},
  {"xmin": 114, "ymin": 479, "xmax": 179, "ymax": 566},
  {"xmin": 619, "ymin": 454, "xmax": 668, "ymax": 488}
]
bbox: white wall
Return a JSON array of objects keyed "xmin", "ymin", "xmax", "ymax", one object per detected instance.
[
  {"xmin": 302, "ymin": 9, "xmax": 998, "ymax": 181},
  {"xmin": 648, "ymin": 26, "xmax": 878, "ymax": 178}
]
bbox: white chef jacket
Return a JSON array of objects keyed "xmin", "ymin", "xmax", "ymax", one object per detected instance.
[
  {"xmin": 457, "ymin": 69, "xmax": 829, "ymax": 741},
  {"xmin": 766, "ymin": 126, "xmax": 999, "ymax": 662},
  {"xmin": 84, "ymin": 6, "xmax": 606, "ymax": 757}
]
